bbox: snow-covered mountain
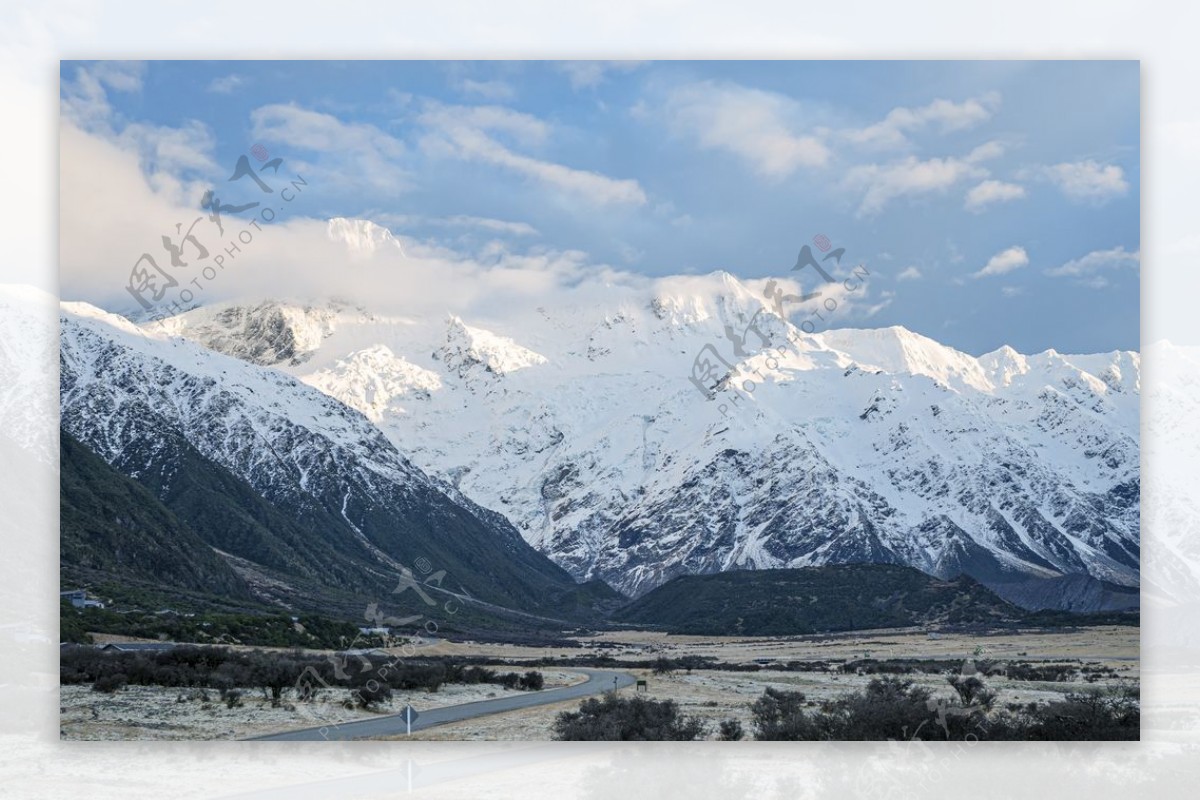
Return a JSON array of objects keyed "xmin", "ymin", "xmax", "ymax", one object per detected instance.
[
  {"xmin": 59, "ymin": 301, "xmax": 618, "ymax": 619},
  {"xmin": 156, "ymin": 263, "xmax": 1141, "ymax": 603}
]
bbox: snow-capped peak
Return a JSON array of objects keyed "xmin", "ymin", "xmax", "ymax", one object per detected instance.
[
  {"xmin": 437, "ymin": 315, "xmax": 548, "ymax": 377},
  {"xmin": 154, "ymin": 299, "xmax": 345, "ymax": 367},
  {"xmin": 327, "ymin": 217, "xmax": 404, "ymax": 256},
  {"xmin": 816, "ymin": 325, "xmax": 996, "ymax": 393}
]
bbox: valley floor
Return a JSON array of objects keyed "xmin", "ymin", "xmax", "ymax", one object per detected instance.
[
  {"xmin": 59, "ymin": 668, "xmax": 587, "ymax": 740},
  {"xmin": 60, "ymin": 625, "xmax": 1138, "ymax": 741},
  {"xmin": 389, "ymin": 625, "xmax": 1140, "ymax": 741}
]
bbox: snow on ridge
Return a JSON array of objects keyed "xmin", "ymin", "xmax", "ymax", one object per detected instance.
[
  {"xmin": 326, "ymin": 217, "xmax": 403, "ymax": 255},
  {"xmin": 306, "ymin": 344, "xmax": 442, "ymax": 422},
  {"xmin": 439, "ymin": 314, "xmax": 548, "ymax": 376},
  {"xmin": 91, "ymin": 270, "xmax": 1145, "ymax": 597},
  {"xmin": 816, "ymin": 325, "xmax": 996, "ymax": 393}
]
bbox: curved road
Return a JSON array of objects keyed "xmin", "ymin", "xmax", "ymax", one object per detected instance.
[{"xmin": 247, "ymin": 668, "xmax": 635, "ymax": 741}]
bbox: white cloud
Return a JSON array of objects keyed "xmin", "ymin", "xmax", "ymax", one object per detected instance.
[
  {"xmin": 365, "ymin": 213, "xmax": 540, "ymax": 238},
  {"xmin": 443, "ymin": 215, "xmax": 538, "ymax": 236},
  {"xmin": 206, "ymin": 74, "xmax": 243, "ymax": 94},
  {"xmin": 1001, "ymin": 286, "xmax": 1023, "ymax": 297},
  {"xmin": 418, "ymin": 102, "xmax": 646, "ymax": 206},
  {"xmin": 845, "ymin": 155, "xmax": 986, "ymax": 216},
  {"xmin": 964, "ymin": 140, "xmax": 1006, "ymax": 164},
  {"xmin": 250, "ymin": 103, "xmax": 410, "ymax": 192},
  {"xmin": 418, "ymin": 102, "xmax": 549, "ymax": 146},
  {"xmin": 456, "ymin": 78, "xmax": 515, "ymax": 101},
  {"xmin": 1037, "ymin": 160, "xmax": 1130, "ymax": 203},
  {"xmin": 60, "ymin": 118, "xmax": 651, "ymax": 319},
  {"xmin": 964, "ymin": 179, "xmax": 1026, "ymax": 212},
  {"xmin": 559, "ymin": 61, "xmax": 644, "ymax": 90},
  {"xmin": 1046, "ymin": 246, "xmax": 1140, "ymax": 283},
  {"xmin": 861, "ymin": 295, "xmax": 895, "ymax": 318},
  {"xmin": 115, "ymin": 120, "xmax": 218, "ymax": 199},
  {"xmin": 896, "ymin": 266, "xmax": 923, "ymax": 281},
  {"xmin": 845, "ymin": 93, "xmax": 1000, "ymax": 150},
  {"xmin": 662, "ymin": 81, "xmax": 830, "ymax": 178},
  {"xmin": 973, "ymin": 246, "xmax": 1029, "ymax": 278},
  {"xmin": 61, "ymin": 63, "xmax": 216, "ymax": 204},
  {"xmin": 61, "ymin": 61, "xmax": 145, "ymax": 129}
]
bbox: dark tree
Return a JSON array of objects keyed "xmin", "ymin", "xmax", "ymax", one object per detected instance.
[{"xmin": 751, "ymin": 687, "xmax": 818, "ymax": 740}]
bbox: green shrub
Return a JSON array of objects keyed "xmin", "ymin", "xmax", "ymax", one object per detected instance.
[
  {"xmin": 718, "ymin": 719, "xmax": 745, "ymax": 741},
  {"xmin": 554, "ymin": 693, "xmax": 707, "ymax": 741}
]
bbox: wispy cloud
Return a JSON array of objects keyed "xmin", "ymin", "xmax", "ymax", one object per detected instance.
[
  {"xmin": 418, "ymin": 102, "xmax": 646, "ymax": 206},
  {"xmin": 206, "ymin": 74, "xmax": 243, "ymax": 94},
  {"xmin": 845, "ymin": 93, "xmax": 1000, "ymax": 150},
  {"xmin": 455, "ymin": 78, "xmax": 516, "ymax": 101},
  {"xmin": 370, "ymin": 213, "xmax": 540, "ymax": 238},
  {"xmin": 1045, "ymin": 246, "xmax": 1139, "ymax": 287},
  {"xmin": 558, "ymin": 61, "xmax": 644, "ymax": 90},
  {"xmin": 964, "ymin": 179, "xmax": 1026, "ymax": 212},
  {"xmin": 61, "ymin": 61, "xmax": 146, "ymax": 128},
  {"xmin": 250, "ymin": 103, "xmax": 410, "ymax": 192},
  {"xmin": 896, "ymin": 266, "xmax": 923, "ymax": 281},
  {"xmin": 973, "ymin": 245, "xmax": 1029, "ymax": 278},
  {"xmin": 845, "ymin": 154, "xmax": 988, "ymax": 216},
  {"xmin": 444, "ymin": 215, "xmax": 538, "ymax": 236},
  {"xmin": 660, "ymin": 81, "xmax": 830, "ymax": 178},
  {"xmin": 61, "ymin": 62, "xmax": 216, "ymax": 203},
  {"xmin": 1030, "ymin": 160, "xmax": 1130, "ymax": 203},
  {"xmin": 418, "ymin": 102, "xmax": 549, "ymax": 146}
]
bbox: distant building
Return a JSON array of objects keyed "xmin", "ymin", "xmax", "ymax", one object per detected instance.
[{"xmin": 60, "ymin": 589, "xmax": 105, "ymax": 609}]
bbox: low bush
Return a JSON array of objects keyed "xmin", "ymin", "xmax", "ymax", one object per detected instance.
[
  {"xmin": 554, "ymin": 693, "xmax": 707, "ymax": 741},
  {"xmin": 749, "ymin": 676, "xmax": 1138, "ymax": 741}
]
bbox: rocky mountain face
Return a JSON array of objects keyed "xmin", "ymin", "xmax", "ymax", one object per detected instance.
[
  {"xmin": 154, "ymin": 250, "xmax": 1140, "ymax": 607},
  {"xmin": 59, "ymin": 303, "xmax": 621, "ymax": 622}
]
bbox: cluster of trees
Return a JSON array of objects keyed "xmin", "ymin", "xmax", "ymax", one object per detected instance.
[
  {"xmin": 60, "ymin": 605, "xmax": 371, "ymax": 649},
  {"xmin": 837, "ymin": 657, "xmax": 1114, "ymax": 683},
  {"xmin": 553, "ymin": 675, "xmax": 1139, "ymax": 741},
  {"xmin": 749, "ymin": 676, "xmax": 1138, "ymax": 741},
  {"xmin": 60, "ymin": 645, "xmax": 546, "ymax": 710}
]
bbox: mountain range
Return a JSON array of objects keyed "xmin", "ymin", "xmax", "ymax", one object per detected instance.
[{"xmin": 59, "ymin": 218, "xmax": 1141, "ymax": 620}]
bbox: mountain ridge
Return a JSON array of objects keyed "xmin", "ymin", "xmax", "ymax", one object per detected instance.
[{"xmin": 151, "ymin": 285, "xmax": 1137, "ymax": 604}]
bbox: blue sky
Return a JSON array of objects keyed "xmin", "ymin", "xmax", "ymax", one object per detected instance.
[{"xmin": 60, "ymin": 60, "xmax": 1140, "ymax": 355}]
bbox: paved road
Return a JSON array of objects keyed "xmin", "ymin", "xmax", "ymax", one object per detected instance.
[{"xmin": 247, "ymin": 668, "xmax": 635, "ymax": 741}]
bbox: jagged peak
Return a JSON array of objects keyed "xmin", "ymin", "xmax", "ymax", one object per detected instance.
[
  {"xmin": 150, "ymin": 299, "xmax": 345, "ymax": 367},
  {"xmin": 326, "ymin": 217, "xmax": 403, "ymax": 255},
  {"xmin": 439, "ymin": 315, "xmax": 547, "ymax": 376},
  {"xmin": 816, "ymin": 325, "xmax": 995, "ymax": 393}
]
